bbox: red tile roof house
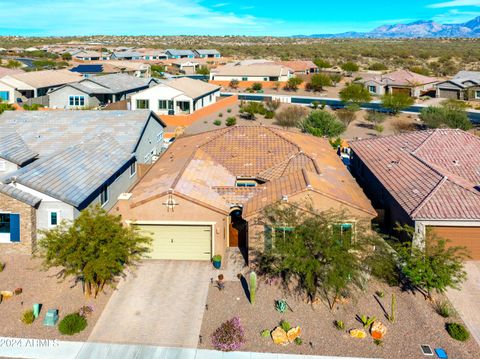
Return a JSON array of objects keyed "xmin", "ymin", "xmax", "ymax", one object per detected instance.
[
  {"xmin": 350, "ymin": 129, "xmax": 480, "ymax": 258},
  {"xmin": 356, "ymin": 69, "xmax": 439, "ymax": 98},
  {"xmin": 113, "ymin": 126, "xmax": 376, "ymax": 264}
]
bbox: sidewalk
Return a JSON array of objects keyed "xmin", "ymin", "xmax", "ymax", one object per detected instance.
[{"xmin": 0, "ymin": 337, "xmax": 381, "ymax": 359}]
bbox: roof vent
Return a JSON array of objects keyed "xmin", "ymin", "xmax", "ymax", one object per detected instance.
[
  {"xmin": 453, "ymin": 160, "xmax": 460, "ymax": 166},
  {"xmin": 282, "ymin": 195, "xmax": 288, "ymax": 201}
]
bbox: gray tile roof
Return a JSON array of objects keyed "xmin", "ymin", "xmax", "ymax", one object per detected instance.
[
  {"xmin": 54, "ymin": 74, "xmax": 155, "ymax": 95},
  {"xmin": 112, "ymin": 51, "xmax": 142, "ymax": 59},
  {"xmin": 194, "ymin": 49, "xmax": 220, "ymax": 55},
  {"xmin": 447, "ymin": 71, "xmax": 480, "ymax": 88},
  {"xmin": 0, "ymin": 183, "xmax": 41, "ymax": 207},
  {"xmin": 166, "ymin": 49, "xmax": 195, "ymax": 56},
  {"xmin": 0, "ymin": 110, "xmax": 165, "ymax": 158},
  {"xmin": 0, "ymin": 132, "xmax": 38, "ymax": 165},
  {"xmin": 2, "ymin": 135, "xmax": 131, "ymax": 208}
]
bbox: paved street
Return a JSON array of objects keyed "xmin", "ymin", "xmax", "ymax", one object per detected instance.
[{"xmin": 88, "ymin": 260, "xmax": 211, "ymax": 347}]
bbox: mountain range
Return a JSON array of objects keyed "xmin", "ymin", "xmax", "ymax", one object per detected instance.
[{"xmin": 295, "ymin": 16, "xmax": 480, "ymax": 38}]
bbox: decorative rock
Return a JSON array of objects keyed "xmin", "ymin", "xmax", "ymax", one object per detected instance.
[
  {"xmin": 271, "ymin": 326, "xmax": 289, "ymax": 345},
  {"xmin": 287, "ymin": 326, "xmax": 302, "ymax": 342},
  {"xmin": 371, "ymin": 321, "xmax": 387, "ymax": 339},
  {"xmin": 0, "ymin": 291, "xmax": 13, "ymax": 300},
  {"xmin": 349, "ymin": 329, "xmax": 367, "ymax": 339}
]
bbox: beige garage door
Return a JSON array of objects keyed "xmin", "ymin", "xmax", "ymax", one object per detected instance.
[
  {"xmin": 136, "ymin": 224, "xmax": 212, "ymax": 260},
  {"xmin": 429, "ymin": 226, "xmax": 480, "ymax": 260},
  {"xmin": 439, "ymin": 89, "xmax": 460, "ymax": 100}
]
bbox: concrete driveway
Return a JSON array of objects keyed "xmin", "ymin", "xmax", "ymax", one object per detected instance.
[
  {"xmin": 88, "ymin": 260, "xmax": 211, "ymax": 347},
  {"xmin": 446, "ymin": 261, "xmax": 480, "ymax": 345}
]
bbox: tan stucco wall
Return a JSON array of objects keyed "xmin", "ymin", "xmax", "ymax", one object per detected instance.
[
  {"xmin": 0, "ymin": 193, "xmax": 36, "ymax": 255},
  {"xmin": 112, "ymin": 194, "xmax": 229, "ymax": 259}
]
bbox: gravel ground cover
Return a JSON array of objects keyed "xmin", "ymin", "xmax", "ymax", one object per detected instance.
[
  {"xmin": 199, "ymin": 276, "xmax": 480, "ymax": 358},
  {"xmin": 0, "ymin": 254, "xmax": 112, "ymax": 341}
]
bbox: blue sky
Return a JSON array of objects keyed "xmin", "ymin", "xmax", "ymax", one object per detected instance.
[{"xmin": 0, "ymin": 0, "xmax": 479, "ymax": 36}]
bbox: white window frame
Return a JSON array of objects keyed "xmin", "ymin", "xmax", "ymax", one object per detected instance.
[
  {"xmin": 69, "ymin": 95, "xmax": 85, "ymax": 107},
  {"xmin": 129, "ymin": 161, "xmax": 137, "ymax": 178},
  {"xmin": 100, "ymin": 185, "xmax": 109, "ymax": 207},
  {"xmin": 48, "ymin": 211, "xmax": 59, "ymax": 227}
]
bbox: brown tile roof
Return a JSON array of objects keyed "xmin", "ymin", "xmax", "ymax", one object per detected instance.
[
  {"xmin": 350, "ymin": 129, "xmax": 480, "ymax": 220},
  {"xmin": 276, "ymin": 60, "xmax": 318, "ymax": 72},
  {"xmin": 128, "ymin": 126, "xmax": 375, "ymax": 216},
  {"xmin": 360, "ymin": 69, "xmax": 439, "ymax": 87}
]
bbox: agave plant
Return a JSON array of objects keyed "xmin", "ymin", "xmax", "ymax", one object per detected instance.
[{"xmin": 275, "ymin": 299, "xmax": 287, "ymax": 313}]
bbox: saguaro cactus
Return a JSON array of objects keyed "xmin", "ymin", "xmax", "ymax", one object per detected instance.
[{"xmin": 249, "ymin": 271, "xmax": 257, "ymax": 305}]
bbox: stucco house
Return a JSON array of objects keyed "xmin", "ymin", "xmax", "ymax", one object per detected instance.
[
  {"xmin": 113, "ymin": 126, "xmax": 376, "ymax": 263},
  {"xmin": 48, "ymin": 73, "xmax": 158, "ymax": 109},
  {"xmin": 276, "ymin": 60, "xmax": 319, "ymax": 75},
  {"xmin": 436, "ymin": 71, "xmax": 480, "ymax": 101},
  {"xmin": 0, "ymin": 69, "xmax": 82, "ymax": 104},
  {"xmin": 194, "ymin": 49, "xmax": 221, "ymax": 58},
  {"xmin": 350, "ymin": 129, "xmax": 480, "ymax": 259},
  {"xmin": 356, "ymin": 69, "xmax": 439, "ymax": 98},
  {"xmin": 0, "ymin": 110, "xmax": 166, "ymax": 254},
  {"xmin": 210, "ymin": 64, "xmax": 293, "ymax": 82},
  {"xmin": 166, "ymin": 49, "xmax": 195, "ymax": 59},
  {"xmin": 130, "ymin": 77, "xmax": 220, "ymax": 115}
]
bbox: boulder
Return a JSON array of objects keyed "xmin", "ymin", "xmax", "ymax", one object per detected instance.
[
  {"xmin": 271, "ymin": 327, "xmax": 289, "ymax": 345},
  {"xmin": 371, "ymin": 321, "xmax": 387, "ymax": 339},
  {"xmin": 287, "ymin": 326, "xmax": 301, "ymax": 342},
  {"xmin": 349, "ymin": 329, "xmax": 367, "ymax": 339}
]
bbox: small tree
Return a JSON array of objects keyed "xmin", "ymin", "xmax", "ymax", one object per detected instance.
[
  {"xmin": 274, "ymin": 106, "xmax": 308, "ymax": 128},
  {"xmin": 196, "ymin": 65, "xmax": 210, "ymax": 75},
  {"xmin": 37, "ymin": 205, "xmax": 152, "ymax": 298},
  {"xmin": 302, "ymin": 110, "xmax": 346, "ymax": 137},
  {"xmin": 420, "ymin": 105, "xmax": 471, "ymax": 131},
  {"xmin": 284, "ymin": 77, "xmax": 303, "ymax": 91},
  {"xmin": 6, "ymin": 59, "xmax": 22, "ymax": 69},
  {"xmin": 336, "ymin": 108, "xmax": 356, "ymax": 128},
  {"xmin": 306, "ymin": 73, "xmax": 332, "ymax": 92},
  {"xmin": 381, "ymin": 93, "xmax": 414, "ymax": 115},
  {"xmin": 341, "ymin": 62, "xmax": 359, "ymax": 75},
  {"xmin": 395, "ymin": 225, "xmax": 469, "ymax": 300},
  {"xmin": 340, "ymin": 83, "xmax": 372, "ymax": 106},
  {"xmin": 314, "ymin": 58, "xmax": 332, "ymax": 69},
  {"xmin": 329, "ymin": 73, "xmax": 343, "ymax": 86},
  {"xmin": 251, "ymin": 82, "xmax": 263, "ymax": 91},
  {"xmin": 62, "ymin": 52, "xmax": 72, "ymax": 61},
  {"xmin": 229, "ymin": 79, "xmax": 239, "ymax": 89}
]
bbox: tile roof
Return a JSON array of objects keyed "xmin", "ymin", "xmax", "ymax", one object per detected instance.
[
  {"xmin": 59, "ymin": 73, "xmax": 154, "ymax": 95},
  {"xmin": 350, "ymin": 129, "xmax": 480, "ymax": 220},
  {"xmin": 128, "ymin": 126, "xmax": 375, "ymax": 217},
  {"xmin": 276, "ymin": 60, "xmax": 318, "ymax": 72},
  {"xmin": 1, "ymin": 69, "xmax": 82, "ymax": 89},
  {"xmin": 0, "ymin": 183, "xmax": 41, "ymax": 207},
  {"xmin": 360, "ymin": 69, "xmax": 439, "ymax": 87},
  {"xmin": 166, "ymin": 49, "xmax": 195, "ymax": 56},
  {"xmin": 163, "ymin": 77, "xmax": 220, "ymax": 99},
  {"xmin": 212, "ymin": 64, "xmax": 291, "ymax": 78},
  {"xmin": 0, "ymin": 67, "xmax": 24, "ymax": 78},
  {"xmin": 0, "ymin": 132, "xmax": 38, "ymax": 165},
  {"xmin": 194, "ymin": 49, "xmax": 220, "ymax": 55}
]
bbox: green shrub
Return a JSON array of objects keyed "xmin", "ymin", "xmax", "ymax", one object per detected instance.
[
  {"xmin": 213, "ymin": 120, "xmax": 222, "ymax": 126},
  {"xmin": 334, "ymin": 320, "xmax": 345, "ymax": 330},
  {"xmin": 252, "ymin": 83, "xmax": 263, "ymax": 91},
  {"xmin": 261, "ymin": 329, "xmax": 270, "ymax": 337},
  {"xmin": 218, "ymin": 113, "xmax": 223, "ymax": 117},
  {"xmin": 294, "ymin": 337, "xmax": 303, "ymax": 345},
  {"xmin": 21, "ymin": 310, "xmax": 35, "ymax": 325},
  {"xmin": 446, "ymin": 322, "xmax": 469, "ymax": 341},
  {"xmin": 435, "ymin": 300, "xmax": 456, "ymax": 318},
  {"xmin": 265, "ymin": 111, "xmax": 275, "ymax": 119},
  {"xmin": 58, "ymin": 313, "xmax": 87, "ymax": 335},
  {"xmin": 280, "ymin": 320, "xmax": 291, "ymax": 332},
  {"xmin": 227, "ymin": 108, "xmax": 232, "ymax": 113},
  {"xmin": 226, "ymin": 117, "xmax": 236, "ymax": 126},
  {"xmin": 0, "ymin": 261, "xmax": 4, "ymax": 272},
  {"xmin": 368, "ymin": 63, "xmax": 388, "ymax": 71}
]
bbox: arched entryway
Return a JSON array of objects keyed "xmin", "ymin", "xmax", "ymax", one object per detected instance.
[{"xmin": 229, "ymin": 207, "xmax": 248, "ymax": 263}]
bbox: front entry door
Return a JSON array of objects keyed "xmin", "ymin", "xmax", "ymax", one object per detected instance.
[{"xmin": 229, "ymin": 222, "xmax": 239, "ymax": 247}]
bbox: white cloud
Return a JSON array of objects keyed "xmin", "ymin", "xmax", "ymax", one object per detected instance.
[
  {"xmin": 429, "ymin": 0, "xmax": 480, "ymax": 8},
  {"xmin": 433, "ymin": 8, "xmax": 480, "ymax": 22}
]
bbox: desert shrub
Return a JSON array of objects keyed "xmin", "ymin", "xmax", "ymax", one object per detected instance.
[
  {"xmin": 21, "ymin": 310, "xmax": 35, "ymax": 325},
  {"xmin": 391, "ymin": 118, "xmax": 416, "ymax": 134},
  {"xmin": 334, "ymin": 320, "xmax": 345, "ymax": 330},
  {"xmin": 381, "ymin": 93, "xmax": 414, "ymax": 114},
  {"xmin": 218, "ymin": 113, "xmax": 223, "ymax": 117},
  {"xmin": 227, "ymin": 108, "xmax": 232, "ymax": 113},
  {"xmin": 446, "ymin": 323, "xmax": 470, "ymax": 341},
  {"xmin": 284, "ymin": 77, "xmax": 303, "ymax": 91},
  {"xmin": 265, "ymin": 111, "xmax": 275, "ymax": 119},
  {"xmin": 314, "ymin": 58, "xmax": 332, "ymax": 69},
  {"xmin": 368, "ymin": 63, "xmax": 388, "ymax": 71},
  {"xmin": 79, "ymin": 305, "xmax": 94, "ymax": 317},
  {"xmin": 0, "ymin": 261, "xmax": 4, "ymax": 272},
  {"xmin": 23, "ymin": 104, "xmax": 44, "ymax": 111},
  {"xmin": 294, "ymin": 337, "xmax": 303, "ymax": 345},
  {"xmin": 275, "ymin": 106, "xmax": 308, "ymax": 128},
  {"xmin": 302, "ymin": 110, "xmax": 346, "ymax": 137},
  {"xmin": 59, "ymin": 313, "xmax": 87, "ymax": 335},
  {"xmin": 409, "ymin": 66, "xmax": 431, "ymax": 76},
  {"xmin": 420, "ymin": 106, "xmax": 471, "ymax": 131},
  {"xmin": 336, "ymin": 108, "xmax": 356, "ymax": 127},
  {"xmin": 213, "ymin": 120, "xmax": 222, "ymax": 126},
  {"xmin": 280, "ymin": 319, "xmax": 292, "ymax": 332},
  {"xmin": 252, "ymin": 82, "xmax": 263, "ymax": 91},
  {"xmin": 229, "ymin": 79, "xmax": 239, "ymax": 89},
  {"xmin": 366, "ymin": 246, "xmax": 400, "ymax": 286},
  {"xmin": 434, "ymin": 300, "xmax": 456, "ymax": 318},
  {"xmin": 226, "ymin": 117, "xmax": 236, "ymax": 126},
  {"xmin": 264, "ymin": 98, "xmax": 281, "ymax": 111},
  {"xmin": 211, "ymin": 317, "xmax": 246, "ymax": 351}
]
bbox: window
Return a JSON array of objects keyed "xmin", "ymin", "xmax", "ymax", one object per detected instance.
[
  {"xmin": 263, "ymin": 77, "xmax": 268, "ymax": 81},
  {"xmin": 0, "ymin": 213, "xmax": 10, "ymax": 234},
  {"xmin": 177, "ymin": 101, "xmax": 190, "ymax": 112},
  {"xmin": 0, "ymin": 160, "xmax": 5, "ymax": 172},
  {"xmin": 158, "ymin": 100, "xmax": 168, "ymax": 110},
  {"xmin": 333, "ymin": 223, "xmax": 354, "ymax": 245},
  {"xmin": 0, "ymin": 91, "xmax": 9, "ymax": 101},
  {"xmin": 476, "ymin": 91, "xmax": 480, "ymax": 99},
  {"xmin": 49, "ymin": 211, "xmax": 58, "ymax": 227},
  {"xmin": 136, "ymin": 99, "xmax": 149, "ymax": 109},
  {"xmin": 264, "ymin": 225, "xmax": 295, "ymax": 251},
  {"xmin": 129, "ymin": 161, "xmax": 137, "ymax": 177},
  {"xmin": 100, "ymin": 185, "xmax": 109, "ymax": 206},
  {"xmin": 68, "ymin": 95, "xmax": 85, "ymax": 107},
  {"xmin": 156, "ymin": 131, "xmax": 163, "ymax": 143},
  {"xmin": 242, "ymin": 77, "xmax": 248, "ymax": 81},
  {"xmin": 369, "ymin": 85, "xmax": 377, "ymax": 93}
]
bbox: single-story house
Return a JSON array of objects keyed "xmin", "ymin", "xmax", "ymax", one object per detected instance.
[
  {"xmin": 356, "ymin": 69, "xmax": 439, "ymax": 97},
  {"xmin": 276, "ymin": 60, "xmax": 319, "ymax": 75},
  {"xmin": 436, "ymin": 71, "xmax": 480, "ymax": 101},
  {"xmin": 71, "ymin": 50, "xmax": 106, "ymax": 61},
  {"xmin": 166, "ymin": 49, "xmax": 196, "ymax": 59},
  {"xmin": 48, "ymin": 73, "xmax": 158, "ymax": 109},
  {"xmin": 350, "ymin": 129, "xmax": 480, "ymax": 258},
  {"xmin": 130, "ymin": 77, "xmax": 220, "ymax": 115},
  {"xmin": 0, "ymin": 110, "xmax": 166, "ymax": 254},
  {"xmin": 101, "ymin": 61, "xmax": 151, "ymax": 78},
  {"xmin": 69, "ymin": 64, "xmax": 119, "ymax": 78},
  {"xmin": 141, "ymin": 50, "xmax": 168, "ymax": 61},
  {"xmin": 0, "ymin": 69, "xmax": 82, "ymax": 104},
  {"xmin": 110, "ymin": 51, "xmax": 143, "ymax": 60},
  {"xmin": 210, "ymin": 64, "xmax": 293, "ymax": 82},
  {"xmin": 194, "ymin": 49, "xmax": 221, "ymax": 58},
  {"xmin": 113, "ymin": 126, "xmax": 376, "ymax": 262}
]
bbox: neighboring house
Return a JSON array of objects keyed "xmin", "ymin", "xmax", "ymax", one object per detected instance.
[
  {"xmin": 110, "ymin": 51, "xmax": 143, "ymax": 60},
  {"xmin": 210, "ymin": 64, "xmax": 293, "ymax": 82},
  {"xmin": 72, "ymin": 50, "xmax": 103, "ymax": 61},
  {"xmin": 350, "ymin": 129, "xmax": 480, "ymax": 259},
  {"xmin": 166, "ymin": 49, "xmax": 195, "ymax": 59},
  {"xmin": 113, "ymin": 126, "xmax": 376, "ymax": 262},
  {"xmin": 0, "ymin": 110, "xmax": 166, "ymax": 254},
  {"xmin": 168, "ymin": 60, "xmax": 200, "ymax": 74},
  {"xmin": 0, "ymin": 69, "xmax": 82, "ymax": 104},
  {"xmin": 356, "ymin": 69, "xmax": 439, "ymax": 97},
  {"xmin": 70, "ymin": 64, "xmax": 119, "ymax": 78},
  {"xmin": 194, "ymin": 49, "xmax": 221, "ymax": 58},
  {"xmin": 48, "ymin": 73, "xmax": 158, "ymax": 109},
  {"xmin": 130, "ymin": 77, "xmax": 220, "ymax": 115},
  {"xmin": 276, "ymin": 60, "xmax": 319, "ymax": 75},
  {"xmin": 141, "ymin": 50, "xmax": 168, "ymax": 61},
  {"xmin": 436, "ymin": 71, "xmax": 480, "ymax": 101},
  {"xmin": 101, "ymin": 61, "xmax": 151, "ymax": 78}
]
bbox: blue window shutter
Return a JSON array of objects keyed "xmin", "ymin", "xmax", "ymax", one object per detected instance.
[{"xmin": 10, "ymin": 214, "xmax": 20, "ymax": 242}]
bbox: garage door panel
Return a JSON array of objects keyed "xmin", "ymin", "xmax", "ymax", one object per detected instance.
[
  {"xmin": 429, "ymin": 226, "xmax": 480, "ymax": 260},
  {"xmin": 136, "ymin": 225, "xmax": 212, "ymax": 261}
]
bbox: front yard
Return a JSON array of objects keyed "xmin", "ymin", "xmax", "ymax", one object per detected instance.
[
  {"xmin": 199, "ymin": 276, "xmax": 480, "ymax": 358},
  {"xmin": 0, "ymin": 254, "xmax": 112, "ymax": 341}
]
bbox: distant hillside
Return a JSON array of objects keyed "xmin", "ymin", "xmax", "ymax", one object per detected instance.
[{"xmin": 295, "ymin": 16, "xmax": 480, "ymax": 38}]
